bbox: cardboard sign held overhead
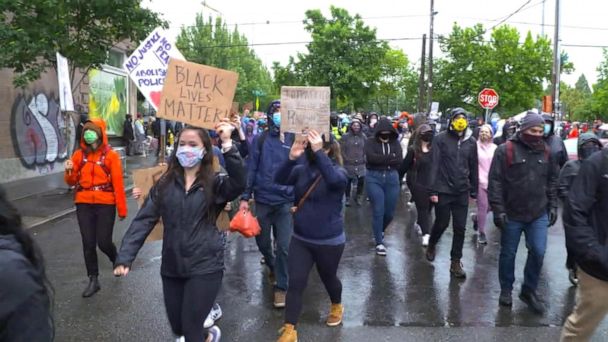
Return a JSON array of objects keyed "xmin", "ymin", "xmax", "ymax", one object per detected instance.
[
  {"xmin": 280, "ymin": 86, "xmax": 331, "ymax": 137},
  {"xmin": 132, "ymin": 165, "xmax": 167, "ymax": 242},
  {"xmin": 157, "ymin": 59, "xmax": 239, "ymax": 130},
  {"xmin": 231, "ymin": 102, "xmax": 239, "ymax": 116}
]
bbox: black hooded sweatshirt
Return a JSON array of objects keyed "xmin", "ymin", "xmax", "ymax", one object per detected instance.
[{"xmin": 365, "ymin": 117, "xmax": 402, "ymax": 171}]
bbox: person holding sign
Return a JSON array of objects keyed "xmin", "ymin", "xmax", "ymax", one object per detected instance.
[
  {"xmin": 240, "ymin": 100, "xmax": 296, "ymax": 309},
  {"xmin": 63, "ymin": 118, "xmax": 127, "ymax": 298},
  {"xmin": 274, "ymin": 131, "xmax": 348, "ymax": 342},
  {"xmin": 113, "ymin": 124, "xmax": 246, "ymax": 342}
]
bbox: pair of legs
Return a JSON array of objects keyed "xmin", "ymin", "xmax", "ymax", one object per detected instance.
[
  {"xmin": 285, "ymin": 238, "xmax": 345, "ymax": 325},
  {"xmin": 429, "ymin": 193, "xmax": 469, "ymax": 260},
  {"xmin": 345, "ymin": 175, "xmax": 365, "ymax": 201},
  {"xmin": 255, "ymin": 202, "xmax": 294, "ymax": 291},
  {"xmin": 366, "ymin": 170, "xmax": 400, "ymax": 245},
  {"xmin": 76, "ymin": 203, "xmax": 117, "ymax": 276},
  {"xmin": 561, "ymin": 269, "xmax": 608, "ymax": 341},
  {"xmin": 162, "ymin": 272, "xmax": 223, "ymax": 342},
  {"xmin": 411, "ymin": 183, "xmax": 432, "ymax": 235},
  {"xmin": 499, "ymin": 214, "xmax": 548, "ymax": 294},
  {"xmin": 476, "ymin": 186, "xmax": 490, "ymax": 234}
]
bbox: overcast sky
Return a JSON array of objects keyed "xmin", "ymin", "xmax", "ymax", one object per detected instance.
[{"xmin": 145, "ymin": 0, "xmax": 607, "ymax": 88}]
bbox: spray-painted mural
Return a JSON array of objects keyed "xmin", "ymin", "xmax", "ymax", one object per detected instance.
[{"xmin": 11, "ymin": 92, "xmax": 77, "ymax": 170}]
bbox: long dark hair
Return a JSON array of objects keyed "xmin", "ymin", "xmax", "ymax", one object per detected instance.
[
  {"xmin": 0, "ymin": 186, "xmax": 54, "ymax": 337},
  {"xmin": 305, "ymin": 135, "xmax": 343, "ymax": 166},
  {"xmin": 413, "ymin": 124, "xmax": 433, "ymax": 158},
  {"xmin": 157, "ymin": 127, "xmax": 217, "ymax": 218}
]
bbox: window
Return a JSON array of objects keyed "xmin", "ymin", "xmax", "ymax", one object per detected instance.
[{"xmin": 106, "ymin": 50, "xmax": 125, "ymax": 69}]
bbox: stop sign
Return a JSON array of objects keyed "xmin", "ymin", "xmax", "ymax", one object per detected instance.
[{"xmin": 478, "ymin": 88, "xmax": 499, "ymax": 109}]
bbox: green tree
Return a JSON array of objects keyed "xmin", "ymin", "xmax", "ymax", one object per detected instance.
[
  {"xmin": 292, "ymin": 6, "xmax": 389, "ymax": 110},
  {"xmin": 575, "ymin": 74, "xmax": 592, "ymax": 95},
  {"xmin": 561, "ymin": 81, "xmax": 594, "ymax": 121},
  {"xmin": 177, "ymin": 14, "xmax": 274, "ymax": 106},
  {"xmin": 433, "ymin": 24, "xmax": 552, "ymax": 115},
  {"xmin": 591, "ymin": 49, "xmax": 608, "ymax": 120},
  {"xmin": 0, "ymin": 0, "xmax": 165, "ymax": 87},
  {"xmin": 372, "ymin": 49, "xmax": 418, "ymax": 114},
  {"xmin": 272, "ymin": 58, "xmax": 301, "ymax": 94}
]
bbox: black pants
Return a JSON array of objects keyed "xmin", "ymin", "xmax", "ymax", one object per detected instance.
[
  {"xmin": 411, "ymin": 184, "xmax": 433, "ymax": 235},
  {"xmin": 346, "ymin": 176, "xmax": 365, "ymax": 200},
  {"xmin": 285, "ymin": 238, "xmax": 345, "ymax": 325},
  {"xmin": 162, "ymin": 272, "xmax": 223, "ymax": 341},
  {"xmin": 76, "ymin": 203, "xmax": 117, "ymax": 276},
  {"xmin": 429, "ymin": 192, "xmax": 469, "ymax": 260}
]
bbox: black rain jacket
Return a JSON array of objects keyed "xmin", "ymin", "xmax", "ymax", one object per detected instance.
[
  {"xmin": 115, "ymin": 146, "xmax": 246, "ymax": 277},
  {"xmin": 365, "ymin": 118, "xmax": 402, "ymax": 172}
]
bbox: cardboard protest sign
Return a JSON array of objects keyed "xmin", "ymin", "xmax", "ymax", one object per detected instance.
[
  {"xmin": 123, "ymin": 27, "xmax": 185, "ymax": 110},
  {"xmin": 280, "ymin": 86, "xmax": 331, "ymax": 136},
  {"xmin": 157, "ymin": 59, "xmax": 239, "ymax": 130},
  {"xmin": 231, "ymin": 102, "xmax": 239, "ymax": 116},
  {"xmin": 132, "ymin": 165, "xmax": 167, "ymax": 242}
]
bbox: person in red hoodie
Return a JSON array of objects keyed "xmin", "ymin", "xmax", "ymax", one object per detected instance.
[{"xmin": 64, "ymin": 118, "xmax": 127, "ymax": 297}]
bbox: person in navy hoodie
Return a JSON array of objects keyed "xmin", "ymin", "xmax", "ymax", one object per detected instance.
[
  {"xmin": 274, "ymin": 130, "xmax": 348, "ymax": 342},
  {"xmin": 240, "ymin": 100, "xmax": 295, "ymax": 308}
]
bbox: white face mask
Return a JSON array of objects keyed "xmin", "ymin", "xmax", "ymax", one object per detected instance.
[{"xmin": 176, "ymin": 146, "xmax": 206, "ymax": 168}]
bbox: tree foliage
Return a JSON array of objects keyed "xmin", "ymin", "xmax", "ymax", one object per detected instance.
[
  {"xmin": 433, "ymin": 24, "xmax": 552, "ymax": 116},
  {"xmin": 176, "ymin": 14, "xmax": 274, "ymax": 105},
  {"xmin": 590, "ymin": 49, "xmax": 608, "ymax": 120},
  {"xmin": 0, "ymin": 0, "xmax": 166, "ymax": 87},
  {"xmin": 372, "ymin": 49, "xmax": 418, "ymax": 114}
]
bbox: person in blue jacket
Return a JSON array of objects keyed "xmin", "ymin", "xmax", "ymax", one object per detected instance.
[
  {"xmin": 239, "ymin": 100, "xmax": 295, "ymax": 308},
  {"xmin": 274, "ymin": 130, "xmax": 348, "ymax": 342}
]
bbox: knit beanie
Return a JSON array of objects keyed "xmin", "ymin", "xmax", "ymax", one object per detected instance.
[{"xmin": 519, "ymin": 112, "xmax": 544, "ymax": 132}]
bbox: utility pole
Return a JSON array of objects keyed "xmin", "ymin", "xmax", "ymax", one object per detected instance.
[
  {"xmin": 551, "ymin": 0, "xmax": 561, "ymax": 118},
  {"xmin": 541, "ymin": 0, "xmax": 546, "ymax": 36},
  {"xmin": 417, "ymin": 34, "xmax": 427, "ymax": 113},
  {"xmin": 427, "ymin": 0, "xmax": 436, "ymax": 115}
]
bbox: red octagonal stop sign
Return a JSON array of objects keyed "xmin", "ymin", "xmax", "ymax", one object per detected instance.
[{"xmin": 478, "ymin": 88, "xmax": 499, "ymax": 109}]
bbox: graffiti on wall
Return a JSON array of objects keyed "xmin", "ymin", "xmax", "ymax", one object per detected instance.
[{"xmin": 11, "ymin": 93, "xmax": 77, "ymax": 170}]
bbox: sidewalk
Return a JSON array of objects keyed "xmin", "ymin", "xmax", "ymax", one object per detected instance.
[{"xmin": 5, "ymin": 155, "xmax": 160, "ymax": 229}]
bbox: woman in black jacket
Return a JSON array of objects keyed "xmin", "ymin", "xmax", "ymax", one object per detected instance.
[
  {"xmin": 0, "ymin": 186, "xmax": 53, "ymax": 341},
  {"xmin": 400, "ymin": 124, "xmax": 434, "ymax": 247},
  {"xmin": 114, "ymin": 123, "xmax": 246, "ymax": 342},
  {"xmin": 365, "ymin": 117, "xmax": 403, "ymax": 256}
]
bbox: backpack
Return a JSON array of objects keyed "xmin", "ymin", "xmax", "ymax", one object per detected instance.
[
  {"xmin": 505, "ymin": 140, "xmax": 550, "ymax": 168},
  {"xmin": 76, "ymin": 145, "xmax": 114, "ymax": 192}
]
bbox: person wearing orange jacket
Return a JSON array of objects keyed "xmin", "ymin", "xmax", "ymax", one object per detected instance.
[{"xmin": 64, "ymin": 118, "xmax": 127, "ymax": 298}]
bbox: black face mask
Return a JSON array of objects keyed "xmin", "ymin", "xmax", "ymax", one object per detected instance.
[
  {"xmin": 379, "ymin": 133, "xmax": 391, "ymax": 141},
  {"xmin": 580, "ymin": 145, "xmax": 600, "ymax": 160},
  {"xmin": 520, "ymin": 132, "xmax": 543, "ymax": 145},
  {"xmin": 420, "ymin": 133, "xmax": 433, "ymax": 142}
]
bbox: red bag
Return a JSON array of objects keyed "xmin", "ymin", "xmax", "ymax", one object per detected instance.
[{"xmin": 229, "ymin": 210, "xmax": 261, "ymax": 238}]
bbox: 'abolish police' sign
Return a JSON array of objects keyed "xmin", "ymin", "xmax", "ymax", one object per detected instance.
[{"xmin": 123, "ymin": 27, "xmax": 185, "ymax": 110}]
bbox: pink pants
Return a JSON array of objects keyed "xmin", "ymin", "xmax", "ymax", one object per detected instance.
[{"xmin": 477, "ymin": 186, "xmax": 490, "ymax": 234}]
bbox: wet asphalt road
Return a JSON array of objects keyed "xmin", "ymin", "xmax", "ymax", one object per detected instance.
[{"xmin": 31, "ymin": 188, "xmax": 608, "ymax": 341}]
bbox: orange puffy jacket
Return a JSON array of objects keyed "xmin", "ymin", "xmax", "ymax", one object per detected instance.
[{"xmin": 64, "ymin": 118, "xmax": 128, "ymax": 218}]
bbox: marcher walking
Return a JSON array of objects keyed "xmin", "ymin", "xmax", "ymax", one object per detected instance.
[
  {"xmin": 114, "ymin": 123, "xmax": 246, "ymax": 342},
  {"xmin": 340, "ymin": 119, "xmax": 367, "ymax": 207},
  {"xmin": 488, "ymin": 112, "xmax": 559, "ymax": 315},
  {"xmin": 426, "ymin": 108, "xmax": 478, "ymax": 279},
  {"xmin": 123, "ymin": 114, "xmax": 134, "ymax": 156},
  {"xmin": 543, "ymin": 114, "xmax": 569, "ymax": 168},
  {"xmin": 64, "ymin": 118, "xmax": 127, "ymax": 298},
  {"xmin": 558, "ymin": 133, "xmax": 603, "ymax": 286},
  {"xmin": 240, "ymin": 100, "xmax": 296, "ymax": 308},
  {"xmin": 560, "ymin": 148, "xmax": 608, "ymax": 341},
  {"xmin": 274, "ymin": 131, "xmax": 348, "ymax": 342},
  {"xmin": 365, "ymin": 117, "xmax": 402, "ymax": 256},
  {"xmin": 472, "ymin": 124, "xmax": 497, "ymax": 245}
]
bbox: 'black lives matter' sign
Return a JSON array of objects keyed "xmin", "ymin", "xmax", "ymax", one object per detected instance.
[{"xmin": 157, "ymin": 59, "xmax": 239, "ymax": 129}]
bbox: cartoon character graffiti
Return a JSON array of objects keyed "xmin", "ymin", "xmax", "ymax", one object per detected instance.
[{"xmin": 11, "ymin": 93, "xmax": 77, "ymax": 170}]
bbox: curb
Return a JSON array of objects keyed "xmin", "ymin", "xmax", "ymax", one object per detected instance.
[{"xmin": 26, "ymin": 184, "xmax": 135, "ymax": 230}]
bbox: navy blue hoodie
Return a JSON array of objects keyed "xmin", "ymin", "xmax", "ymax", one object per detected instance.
[{"xmin": 275, "ymin": 150, "xmax": 348, "ymax": 243}]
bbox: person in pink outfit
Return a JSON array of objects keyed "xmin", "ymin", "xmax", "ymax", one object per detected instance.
[{"xmin": 473, "ymin": 124, "xmax": 497, "ymax": 244}]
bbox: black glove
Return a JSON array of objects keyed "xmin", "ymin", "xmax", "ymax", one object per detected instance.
[
  {"xmin": 548, "ymin": 208, "xmax": 558, "ymax": 227},
  {"xmin": 494, "ymin": 213, "xmax": 508, "ymax": 229}
]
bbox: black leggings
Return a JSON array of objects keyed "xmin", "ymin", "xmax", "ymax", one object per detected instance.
[
  {"xmin": 76, "ymin": 203, "xmax": 117, "ymax": 276},
  {"xmin": 162, "ymin": 272, "xmax": 223, "ymax": 341},
  {"xmin": 285, "ymin": 238, "xmax": 345, "ymax": 325},
  {"xmin": 411, "ymin": 184, "xmax": 433, "ymax": 235},
  {"xmin": 346, "ymin": 176, "xmax": 365, "ymax": 199},
  {"xmin": 429, "ymin": 193, "xmax": 469, "ymax": 260}
]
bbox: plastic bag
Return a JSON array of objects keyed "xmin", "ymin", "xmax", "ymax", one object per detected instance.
[{"xmin": 229, "ymin": 210, "xmax": 261, "ymax": 238}]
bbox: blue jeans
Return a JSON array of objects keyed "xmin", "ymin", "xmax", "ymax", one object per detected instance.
[
  {"xmin": 499, "ymin": 213, "xmax": 549, "ymax": 293},
  {"xmin": 366, "ymin": 170, "xmax": 400, "ymax": 245},
  {"xmin": 255, "ymin": 202, "xmax": 294, "ymax": 291}
]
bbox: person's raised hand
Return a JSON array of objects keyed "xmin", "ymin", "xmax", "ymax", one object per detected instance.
[
  {"xmin": 215, "ymin": 122, "xmax": 234, "ymax": 143},
  {"xmin": 307, "ymin": 130, "xmax": 323, "ymax": 152},
  {"xmin": 289, "ymin": 137, "xmax": 307, "ymax": 160}
]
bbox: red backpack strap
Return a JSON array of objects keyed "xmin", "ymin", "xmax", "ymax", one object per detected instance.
[{"xmin": 506, "ymin": 140, "xmax": 514, "ymax": 168}]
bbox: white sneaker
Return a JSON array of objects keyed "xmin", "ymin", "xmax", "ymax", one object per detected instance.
[
  {"xmin": 375, "ymin": 244, "xmax": 387, "ymax": 256},
  {"xmin": 422, "ymin": 234, "xmax": 430, "ymax": 247},
  {"xmin": 176, "ymin": 337, "xmax": 185, "ymax": 342},
  {"xmin": 204, "ymin": 303, "xmax": 223, "ymax": 329}
]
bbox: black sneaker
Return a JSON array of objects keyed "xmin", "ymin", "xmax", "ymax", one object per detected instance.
[
  {"xmin": 426, "ymin": 244, "xmax": 436, "ymax": 262},
  {"xmin": 499, "ymin": 291, "xmax": 512, "ymax": 307},
  {"xmin": 519, "ymin": 291, "xmax": 545, "ymax": 315}
]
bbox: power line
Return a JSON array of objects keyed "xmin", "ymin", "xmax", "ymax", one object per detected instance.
[
  {"xmin": 489, "ymin": 0, "xmax": 533, "ymax": 31},
  {"xmin": 186, "ymin": 37, "xmax": 423, "ymax": 49}
]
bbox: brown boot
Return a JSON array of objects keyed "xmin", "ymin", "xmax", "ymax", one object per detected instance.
[
  {"xmin": 450, "ymin": 260, "xmax": 467, "ymax": 279},
  {"xmin": 277, "ymin": 323, "xmax": 298, "ymax": 342},
  {"xmin": 326, "ymin": 303, "xmax": 344, "ymax": 326}
]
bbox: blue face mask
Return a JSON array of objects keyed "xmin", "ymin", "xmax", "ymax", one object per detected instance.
[
  {"xmin": 544, "ymin": 123, "xmax": 552, "ymax": 136},
  {"xmin": 272, "ymin": 113, "xmax": 281, "ymax": 127},
  {"xmin": 176, "ymin": 146, "xmax": 205, "ymax": 168}
]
